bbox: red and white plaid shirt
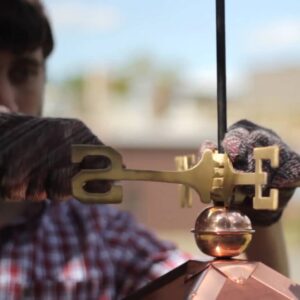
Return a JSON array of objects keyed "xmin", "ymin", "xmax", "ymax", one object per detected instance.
[{"xmin": 0, "ymin": 199, "xmax": 190, "ymax": 300}]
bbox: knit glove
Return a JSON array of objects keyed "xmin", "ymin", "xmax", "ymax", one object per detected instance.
[
  {"xmin": 222, "ymin": 119, "xmax": 300, "ymax": 226},
  {"xmin": 0, "ymin": 113, "xmax": 109, "ymax": 202}
]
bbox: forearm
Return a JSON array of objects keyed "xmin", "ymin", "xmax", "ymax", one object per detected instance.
[{"xmin": 245, "ymin": 220, "xmax": 289, "ymax": 277}]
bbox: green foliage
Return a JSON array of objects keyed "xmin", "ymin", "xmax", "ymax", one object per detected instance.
[
  {"xmin": 61, "ymin": 76, "xmax": 84, "ymax": 94},
  {"xmin": 110, "ymin": 76, "xmax": 130, "ymax": 96}
]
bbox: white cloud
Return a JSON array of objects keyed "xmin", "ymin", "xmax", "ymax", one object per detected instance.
[
  {"xmin": 248, "ymin": 19, "xmax": 300, "ymax": 53},
  {"xmin": 45, "ymin": 1, "xmax": 121, "ymax": 33}
]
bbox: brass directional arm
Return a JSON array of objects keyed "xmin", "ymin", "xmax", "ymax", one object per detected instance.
[
  {"xmin": 71, "ymin": 144, "xmax": 279, "ymax": 210},
  {"xmin": 175, "ymin": 155, "xmax": 196, "ymax": 208},
  {"xmin": 72, "ymin": 145, "xmax": 215, "ymax": 204}
]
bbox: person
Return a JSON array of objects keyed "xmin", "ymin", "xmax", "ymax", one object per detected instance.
[{"xmin": 0, "ymin": 0, "xmax": 299, "ymax": 299}]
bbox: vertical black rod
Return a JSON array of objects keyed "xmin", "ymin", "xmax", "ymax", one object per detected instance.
[{"xmin": 216, "ymin": 0, "xmax": 227, "ymax": 153}]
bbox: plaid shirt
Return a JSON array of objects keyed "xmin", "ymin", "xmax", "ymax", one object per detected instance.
[{"xmin": 0, "ymin": 199, "xmax": 190, "ymax": 300}]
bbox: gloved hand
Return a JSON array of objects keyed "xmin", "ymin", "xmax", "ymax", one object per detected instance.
[
  {"xmin": 0, "ymin": 113, "xmax": 110, "ymax": 202},
  {"xmin": 222, "ymin": 119, "xmax": 300, "ymax": 226}
]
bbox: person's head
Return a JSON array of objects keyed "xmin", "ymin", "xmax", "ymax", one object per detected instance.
[{"xmin": 0, "ymin": 0, "xmax": 54, "ymax": 116}]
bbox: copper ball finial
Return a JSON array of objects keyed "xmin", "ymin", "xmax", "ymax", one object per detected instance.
[{"xmin": 192, "ymin": 206, "xmax": 254, "ymax": 258}]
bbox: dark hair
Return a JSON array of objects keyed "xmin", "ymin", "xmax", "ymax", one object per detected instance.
[{"xmin": 0, "ymin": 0, "xmax": 54, "ymax": 58}]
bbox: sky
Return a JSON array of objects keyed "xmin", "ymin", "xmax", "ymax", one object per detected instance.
[{"xmin": 44, "ymin": 0, "xmax": 300, "ymax": 89}]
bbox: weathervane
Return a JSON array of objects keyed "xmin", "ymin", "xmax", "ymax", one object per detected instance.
[
  {"xmin": 71, "ymin": 0, "xmax": 280, "ymax": 258},
  {"xmin": 71, "ymin": 1, "xmax": 300, "ymax": 298}
]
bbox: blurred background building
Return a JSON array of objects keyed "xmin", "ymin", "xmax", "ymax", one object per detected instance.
[{"xmin": 43, "ymin": 0, "xmax": 300, "ymax": 281}]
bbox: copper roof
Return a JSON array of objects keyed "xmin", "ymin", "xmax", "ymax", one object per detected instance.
[{"xmin": 124, "ymin": 260, "xmax": 300, "ymax": 300}]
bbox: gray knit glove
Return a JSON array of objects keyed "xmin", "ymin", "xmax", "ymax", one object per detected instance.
[
  {"xmin": 223, "ymin": 119, "xmax": 300, "ymax": 226},
  {"xmin": 0, "ymin": 113, "xmax": 110, "ymax": 202}
]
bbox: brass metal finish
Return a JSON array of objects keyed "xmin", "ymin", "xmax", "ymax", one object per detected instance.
[
  {"xmin": 71, "ymin": 144, "xmax": 279, "ymax": 210},
  {"xmin": 212, "ymin": 146, "xmax": 279, "ymax": 209},
  {"xmin": 253, "ymin": 146, "xmax": 279, "ymax": 209},
  {"xmin": 72, "ymin": 145, "xmax": 215, "ymax": 204},
  {"xmin": 175, "ymin": 155, "xmax": 196, "ymax": 207},
  {"xmin": 192, "ymin": 207, "xmax": 254, "ymax": 258}
]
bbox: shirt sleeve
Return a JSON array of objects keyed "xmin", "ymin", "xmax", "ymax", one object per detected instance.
[{"xmin": 102, "ymin": 208, "xmax": 191, "ymax": 299}]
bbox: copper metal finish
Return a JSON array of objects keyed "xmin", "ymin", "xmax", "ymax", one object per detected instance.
[
  {"xmin": 72, "ymin": 145, "xmax": 279, "ymax": 210},
  {"xmin": 192, "ymin": 207, "xmax": 254, "ymax": 258},
  {"xmin": 124, "ymin": 260, "xmax": 300, "ymax": 300}
]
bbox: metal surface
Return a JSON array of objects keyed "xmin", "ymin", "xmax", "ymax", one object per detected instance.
[
  {"xmin": 124, "ymin": 260, "xmax": 300, "ymax": 300},
  {"xmin": 72, "ymin": 144, "xmax": 279, "ymax": 210},
  {"xmin": 192, "ymin": 207, "xmax": 254, "ymax": 258},
  {"xmin": 175, "ymin": 155, "xmax": 196, "ymax": 208},
  {"xmin": 216, "ymin": 0, "xmax": 227, "ymax": 153}
]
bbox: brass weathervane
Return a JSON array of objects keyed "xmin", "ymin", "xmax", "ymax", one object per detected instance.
[
  {"xmin": 71, "ymin": 144, "xmax": 279, "ymax": 211},
  {"xmin": 71, "ymin": 0, "xmax": 279, "ymax": 212},
  {"xmin": 71, "ymin": 0, "xmax": 283, "ymax": 260}
]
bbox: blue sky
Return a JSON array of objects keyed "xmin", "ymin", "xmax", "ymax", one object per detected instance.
[{"xmin": 44, "ymin": 0, "xmax": 300, "ymax": 86}]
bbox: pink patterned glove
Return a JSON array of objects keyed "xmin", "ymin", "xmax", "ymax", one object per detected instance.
[{"xmin": 223, "ymin": 119, "xmax": 300, "ymax": 226}]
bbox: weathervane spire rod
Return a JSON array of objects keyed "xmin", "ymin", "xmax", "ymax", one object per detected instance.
[{"xmin": 216, "ymin": 0, "xmax": 227, "ymax": 153}]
